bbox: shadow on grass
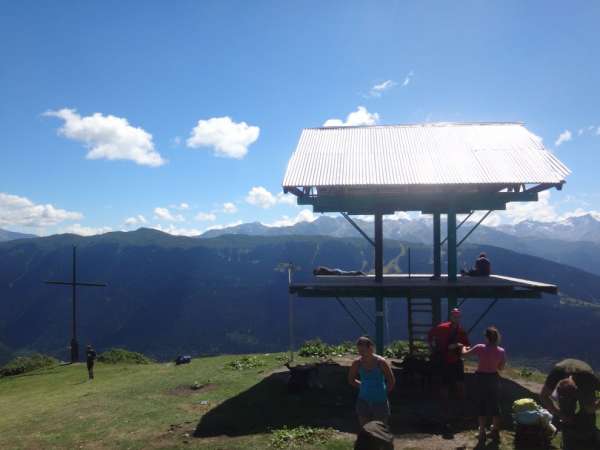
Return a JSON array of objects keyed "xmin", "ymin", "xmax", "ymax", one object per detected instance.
[{"xmin": 194, "ymin": 363, "xmax": 543, "ymax": 441}]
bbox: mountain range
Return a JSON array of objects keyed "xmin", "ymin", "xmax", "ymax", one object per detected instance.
[
  {"xmin": 1, "ymin": 228, "xmax": 600, "ymax": 370},
  {"xmin": 200, "ymin": 214, "xmax": 600, "ymax": 276}
]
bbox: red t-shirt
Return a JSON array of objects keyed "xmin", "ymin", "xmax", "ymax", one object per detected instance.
[{"xmin": 428, "ymin": 321, "xmax": 470, "ymax": 364}]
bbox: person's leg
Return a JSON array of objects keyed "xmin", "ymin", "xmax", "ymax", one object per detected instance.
[
  {"xmin": 356, "ymin": 399, "xmax": 372, "ymax": 428},
  {"xmin": 372, "ymin": 400, "xmax": 391, "ymax": 426}
]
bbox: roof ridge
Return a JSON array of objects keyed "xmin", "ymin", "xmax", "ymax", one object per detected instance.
[{"xmin": 306, "ymin": 121, "xmax": 524, "ymax": 130}]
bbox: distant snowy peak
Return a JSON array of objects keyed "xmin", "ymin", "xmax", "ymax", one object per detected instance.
[{"xmin": 499, "ymin": 214, "xmax": 600, "ymax": 243}]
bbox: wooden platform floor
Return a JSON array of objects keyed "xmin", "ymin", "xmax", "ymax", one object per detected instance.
[{"xmin": 289, "ymin": 274, "xmax": 557, "ymax": 299}]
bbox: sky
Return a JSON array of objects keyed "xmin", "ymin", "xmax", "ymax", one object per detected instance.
[{"xmin": 1, "ymin": 1, "xmax": 599, "ymax": 236}]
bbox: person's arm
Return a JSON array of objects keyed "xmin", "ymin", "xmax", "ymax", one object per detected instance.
[
  {"xmin": 540, "ymin": 384, "xmax": 561, "ymax": 418},
  {"xmin": 379, "ymin": 357, "xmax": 396, "ymax": 393},
  {"xmin": 498, "ymin": 351, "xmax": 506, "ymax": 371},
  {"xmin": 348, "ymin": 360, "xmax": 361, "ymax": 388},
  {"xmin": 462, "ymin": 344, "xmax": 480, "ymax": 357}
]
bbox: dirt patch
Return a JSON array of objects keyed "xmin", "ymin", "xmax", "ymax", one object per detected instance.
[{"xmin": 166, "ymin": 383, "xmax": 217, "ymax": 396}]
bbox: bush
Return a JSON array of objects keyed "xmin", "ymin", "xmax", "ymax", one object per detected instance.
[
  {"xmin": 384, "ymin": 340, "xmax": 429, "ymax": 359},
  {"xmin": 97, "ymin": 348, "xmax": 153, "ymax": 364},
  {"xmin": 0, "ymin": 353, "xmax": 58, "ymax": 377},
  {"xmin": 298, "ymin": 339, "xmax": 356, "ymax": 358},
  {"xmin": 270, "ymin": 426, "xmax": 334, "ymax": 448},
  {"xmin": 225, "ymin": 356, "xmax": 265, "ymax": 370}
]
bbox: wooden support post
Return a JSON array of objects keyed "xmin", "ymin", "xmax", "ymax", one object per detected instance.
[
  {"xmin": 447, "ymin": 210, "xmax": 458, "ymax": 317},
  {"xmin": 374, "ymin": 213, "xmax": 384, "ymax": 355},
  {"xmin": 432, "ymin": 212, "xmax": 442, "ymax": 325}
]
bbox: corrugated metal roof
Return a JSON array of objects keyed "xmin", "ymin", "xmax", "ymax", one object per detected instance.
[{"xmin": 282, "ymin": 123, "xmax": 570, "ymax": 188}]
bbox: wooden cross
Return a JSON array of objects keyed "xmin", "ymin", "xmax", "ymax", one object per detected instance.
[{"xmin": 45, "ymin": 245, "xmax": 106, "ymax": 363}]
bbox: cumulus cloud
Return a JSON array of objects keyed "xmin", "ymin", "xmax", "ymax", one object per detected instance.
[
  {"xmin": 263, "ymin": 209, "xmax": 317, "ymax": 227},
  {"xmin": 245, "ymin": 187, "xmax": 298, "ymax": 209},
  {"xmin": 555, "ymin": 129, "xmax": 572, "ymax": 147},
  {"xmin": 63, "ymin": 223, "xmax": 112, "ymax": 236},
  {"xmin": 186, "ymin": 116, "xmax": 260, "ymax": 159},
  {"xmin": 368, "ymin": 80, "xmax": 396, "ymax": 98},
  {"xmin": 151, "ymin": 224, "xmax": 202, "ymax": 237},
  {"xmin": 44, "ymin": 108, "xmax": 165, "ymax": 167},
  {"xmin": 195, "ymin": 212, "xmax": 217, "ymax": 222},
  {"xmin": 0, "ymin": 192, "xmax": 82, "ymax": 228},
  {"xmin": 323, "ymin": 106, "xmax": 379, "ymax": 127},
  {"xmin": 402, "ymin": 71, "xmax": 414, "ymax": 87},
  {"xmin": 124, "ymin": 215, "xmax": 147, "ymax": 227},
  {"xmin": 223, "ymin": 202, "xmax": 238, "ymax": 214},
  {"xmin": 203, "ymin": 220, "xmax": 244, "ymax": 233},
  {"xmin": 498, "ymin": 190, "xmax": 559, "ymax": 224},
  {"xmin": 154, "ymin": 207, "xmax": 184, "ymax": 222}
]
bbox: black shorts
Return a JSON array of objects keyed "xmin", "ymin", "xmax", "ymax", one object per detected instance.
[
  {"xmin": 441, "ymin": 360, "xmax": 464, "ymax": 386},
  {"xmin": 475, "ymin": 372, "xmax": 500, "ymax": 416}
]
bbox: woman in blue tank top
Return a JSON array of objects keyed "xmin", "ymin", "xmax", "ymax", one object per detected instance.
[{"xmin": 348, "ymin": 336, "xmax": 396, "ymax": 426}]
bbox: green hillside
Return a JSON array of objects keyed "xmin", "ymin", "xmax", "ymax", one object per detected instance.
[{"xmin": 1, "ymin": 351, "xmax": 595, "ymax": 450}]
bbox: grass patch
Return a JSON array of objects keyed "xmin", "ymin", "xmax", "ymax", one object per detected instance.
[
  {"xmin": 97, "ymin": 348, "xmax": 153, "ymax": 364},
  {"xmin": 270, "ymin": 426, "xmax": 335, "ymax": 448},
  {"xmin": 0, "ymin": 353, "xmax": 58, "ymax": 377}
]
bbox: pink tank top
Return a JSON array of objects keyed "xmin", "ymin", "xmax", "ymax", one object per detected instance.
[{"xmin": 471, "ymin": 344, "xmax": 506, "ymax": 373}]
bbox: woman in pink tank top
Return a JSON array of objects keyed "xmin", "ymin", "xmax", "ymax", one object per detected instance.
[{"xmin": 463, "ymin": 326, "xmax": 506, "ymax": 444}]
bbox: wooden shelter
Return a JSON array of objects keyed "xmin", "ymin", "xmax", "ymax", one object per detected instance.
[{"xmin": 282, "ymin": 122, "xmax": 570, "ymax": 354}]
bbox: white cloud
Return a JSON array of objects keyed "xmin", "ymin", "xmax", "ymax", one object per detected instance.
[
  {"xmin": 0, "ymin": 192, "xmax": 82, "ymax": 228},
  {"xmin": 203, "ymin": 220, "xmax": 243, "ymax": 233},
  {"xmin": 246, "ymin": 186, "xmax": 277, "ymax": 208},
  {"xmin": 277, "ymin": 192, "xmax": 297, "ymax": 206},
  {"xmin": 555, "ymin": 129, "xmax": 572, "ymax": 147},
  {"xmin": 151, "ymin": 224, "xmax": 202, "ymax": 237},
  {"xmin": 153, "ymin": 207, "xmax": 184, "ymax": 222},
  {"xmin": 597, "ymin": 126, "xmax": 600, "ymax": 135},
  {"xmin": 264, "ymin": 209, "xmax": 317, "ymax": 227},
  {"xmin": 63, "ymin": 223, "xmax": 112, "ymax": 236},
  {"xmin": 223, "ymin": 202, "xmax": 238, "ymax": 214},
  {"xmin": 179, "ymin": 203, "xmax": 189, "ymax": 210},
  {"xmin": 186, "ymin": 116, "xmax": 260, "ymax": 159},
  {"xmin": 323, "ymin": 106, "xmax": 380, "ymax": 127},
  {"xmin": 368, "ymin": 80, "xmax": 396, "ymax": 98},
  {"xmin": 402, "ymin": 71, "xmax": 414, "ymax": 87},
  {"xmin": 44, "ymin": 108, "xmax": 165, "ymax": 167},
  {"xmin": 124, "ymin": 215, "xmax": 147, "ymax": 227},
  {"xmin": 499, "ymin": 190, "xmax": 559, "ymax": 224},
  {"xmin": 245, "ymin": 187, "xmax": 297, "ymax": 209},
  {"xmin": 195, "ymin": 212, "xmax": 217, "ymax": 222}
]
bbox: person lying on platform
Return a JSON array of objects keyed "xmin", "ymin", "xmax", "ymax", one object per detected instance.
[
  {"xmin": 462, "ymin": 326, "xmax": 506, "ymax": 444},
  {"xmin": 348, "ymin": 336, "xmax": 396, "ymax": 427},
  {"xmin": 428, "ymin": 308, "xmax": 470, "ymax": 434},
  {"xmin": 540, "ymin": 359, "xmax": 600, "ymax": 447},
  {"xmin": 460, "ymin": 252, "xmax": 491, "ymax": 277},
  {"xmin": 313, "ymin": 266, "xmax": 366, "ymax": 276}
]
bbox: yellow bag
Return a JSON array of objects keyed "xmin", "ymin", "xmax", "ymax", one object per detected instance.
[{"xmin": 513, "ymin": 398, "xmax": 538, "ymax": 414}]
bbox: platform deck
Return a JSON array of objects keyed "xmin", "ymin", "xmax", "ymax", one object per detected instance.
[{"xmin": 289, "ymin": 274, "xmax": 557, "ymax": 299}]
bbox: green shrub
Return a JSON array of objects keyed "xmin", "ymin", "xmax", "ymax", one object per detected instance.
[
  {"xmin": 0, "ymin": 353, "xmax": 58, "ymax": 377},
  {"xmin": 97, "ymin": 348, "xmax": 153, "ymax": 364},
  {"xmin": 270, "ymin": 426, "xmax": 334, "ymax": 448},
  {"xmin": 298, "ymin": 339, "xmax": 356, "ymax": 358},
  {"xmin": 225, "ymin": 356, "xmax": 265, "ymax": 370},
  {"xmin": 384, "ymin": 340, "xmax": 429, "ymax": 359}
]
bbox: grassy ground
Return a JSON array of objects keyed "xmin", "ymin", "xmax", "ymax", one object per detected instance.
[{"xmin": 0, "ymin": 354, "xmax": 597, "ymax": 449}]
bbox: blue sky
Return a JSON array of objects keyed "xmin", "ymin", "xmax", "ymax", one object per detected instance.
[{"xmin": 1, "ymin": 1, "xmax": 599, "ymax": 236}]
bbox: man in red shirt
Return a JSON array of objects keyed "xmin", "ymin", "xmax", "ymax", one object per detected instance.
[{"xmin": 428, "ymin": 308, "xmax": 470, "ymax": 430}]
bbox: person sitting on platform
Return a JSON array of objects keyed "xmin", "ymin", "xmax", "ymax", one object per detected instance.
[
  {"xmin": 540, "ymin": 359, "xmax": 600, "ymax": 448},
  {"xmin": 462, "ymin": 326, "xmax": 506, "ymax": 444},
  {"xmin": 460, "ymin": 252, "xmax": 491, "ymax": 277},
  {"xmin": 428, "ymin": 308, "xmax": 470, "ymax": 433},
  {"xmin": 313, "ymin": 266, "xmax": 366, "ymax": 276},
  {"xmin": 348, "ymin": 336, "xmax": 396, "ymax": 427}
]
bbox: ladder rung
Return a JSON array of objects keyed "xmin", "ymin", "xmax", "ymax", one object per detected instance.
[
  {"xmin": 410, "ymin": 309, "xmax": 433, "ymax": 313},
  {"xmin": 411, "ymin": 323, "xmax": 433, "ymax": 327}
]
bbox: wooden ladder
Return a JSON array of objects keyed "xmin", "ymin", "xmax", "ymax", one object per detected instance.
[{"xmin": 407, "ymin": 298, "xmax": 434, "ymax": 355}]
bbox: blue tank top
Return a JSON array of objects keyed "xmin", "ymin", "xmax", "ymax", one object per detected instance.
[{"xmin": 358, "ymin": 362, "xmax": 388, "ymax": 403}]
